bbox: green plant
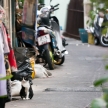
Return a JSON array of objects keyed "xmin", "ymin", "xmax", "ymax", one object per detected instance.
[
  {"xmin": 90, "ymin": 76, "xmax": 108, "ymax": 108},
  {"xmin": 0, "ymin": 75, "xmax": 12, "ymax": 98},
  {"xmin": 87, "ymin": 0, "xmax": 108, "ymax": 34},
  {"xmin": 0, "ymin": 75, "xmax": 12, "ymax": 81},
  {"xmin": 39, "ymin": 0, "xmax": 44, "ymax": 4},
  {"xmin": 90, "ymin": 62, "xmax": 108, "ymax": 108}
]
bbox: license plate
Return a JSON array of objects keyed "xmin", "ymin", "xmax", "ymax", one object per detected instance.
[{"xmin": 38, "ymin": 34, "xmax": 51, "ymax": 46}]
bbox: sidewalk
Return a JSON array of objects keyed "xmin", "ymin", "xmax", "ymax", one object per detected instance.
[{"xmin": 6, "ymin": 37, "xmax": 108, "ymax": 108}]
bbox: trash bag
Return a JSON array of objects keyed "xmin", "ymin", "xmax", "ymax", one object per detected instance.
[
  {"xmin": 14, "ymin": 47, "xmax": 35, "ymax": 67},
  {"xmin": 14, "ymin": 47, "xmax": 28, "ymax": 66}
]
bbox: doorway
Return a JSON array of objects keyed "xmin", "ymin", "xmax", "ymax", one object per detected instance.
[{"xmin": 64, "ymin": 0, "xmax": 84, "ymax": 39}]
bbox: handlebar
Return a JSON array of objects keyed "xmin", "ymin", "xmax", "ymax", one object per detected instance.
[
  {"xmin": 53, "ymin": 4, "xmax": 60, "ymax": 8},
  {"xmin": 50, "ymin": 4, "xmax": 59, "ymax": 12},
  {"xmin": 53, "ymin": 8, "xmax": 59, "ymax": 12},
  {"xmin": 51, "ymin": 3, "xmax": 60, "ymax": 10}
]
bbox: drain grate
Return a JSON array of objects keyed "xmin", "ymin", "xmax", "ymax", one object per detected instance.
[{"xmin": 44, "ymin": 87, "xmax": 101, "ymax": 92}]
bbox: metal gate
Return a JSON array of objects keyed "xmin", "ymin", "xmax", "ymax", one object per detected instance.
[{"xmin": 64, "ymin": 0, "xmax": 84, "ymax": 39}]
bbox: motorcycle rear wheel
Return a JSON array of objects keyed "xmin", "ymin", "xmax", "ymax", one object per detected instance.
[
  {"xmin": 44, "ymin": 45, "xmax": 54, "ymax": 70},
  {"xmin": 94, "ymin": 37, "xmax": 100, "ymax": 45},
  {"xmin": 100, "ymin": 35, "xmax": 108, "ymax": 47}
]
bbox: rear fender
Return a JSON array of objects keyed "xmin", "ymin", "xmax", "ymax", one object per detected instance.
[{"xmin": 38, "ymin": 44, "xmax": 48, "ymax": 54}]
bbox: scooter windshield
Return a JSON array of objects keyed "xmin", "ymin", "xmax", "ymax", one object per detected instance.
[{"xmin": 51, "ymin": 21, "xmax": 65, "ymax": 52}]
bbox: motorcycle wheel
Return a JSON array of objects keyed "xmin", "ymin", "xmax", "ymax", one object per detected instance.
[
  {"xmin": 94, "ymin": 37, "xmax": 100, "ymax": 45},
  {"xmin": 54, "ymin": 56, "xmax": 65, "ymax": 65},
  {"xmin": 44, "ymin": 45, "xmax": 54, "ymax": 70},
  {"xmin": 100, "ymin": 35, "xmax": 108, "ymax": 47}
]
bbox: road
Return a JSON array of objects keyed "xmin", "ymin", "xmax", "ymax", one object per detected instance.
[{"xmin": 6, "ymin": 37, "xmax": 108, "ymax": 108}]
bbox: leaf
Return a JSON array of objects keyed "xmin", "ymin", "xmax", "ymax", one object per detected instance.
[
  {"xmin": 102, "ymin": 28, "xmax": 107, "ymax": 35},
  {"xmin": 102, "ymin": 22, "xmax": 106, "ymax": 26},
  {"xmin": 90, "ymin": 98, "xmax": 106, "ymax": 108},
  {"xmin": 0, "ymin": 75, "xmax": 13, "ymax": 80},
  {"xmin": 93, "ymin": 76, "xmax": 108, "ymax": 87},
  {"xmin": 86, "ymin": 20, "xmax": 89, "ymax": 24},
  {"xmin": 88, "ymin": 0, "xmax": 108, "ymax": 28},
  {"xmin": 0, "ymin": 95, "xmax": 7, "ymax": 98},
  {"xmin": 102, "ymin": 93, "xmax": 108, "ymax": 102},
  {"xmin": 105, "ymin": 65, "xmax": 108, "ymax": 70}
]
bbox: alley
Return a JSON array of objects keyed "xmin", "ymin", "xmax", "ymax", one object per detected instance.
[{"xmin": 6, "ymin": 37, "xmax": 108, "ymax": 108}]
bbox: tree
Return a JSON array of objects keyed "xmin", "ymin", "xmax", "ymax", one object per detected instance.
[{"xmin": 39, "ymin": 0, "xmax": 44, "ymax": 4}]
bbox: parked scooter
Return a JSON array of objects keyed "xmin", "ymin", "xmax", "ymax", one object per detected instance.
[
  {"xmin": 93, "ymin": 10, "xmax": 108, "ymax": 46},
  {"xmin": 37, "ymin": 3, "xmax": 68, "ymax": 70},
  {"xmin": 37, "ymin": 2, "xmax": 68, "ymax": 47},
  {"xmin": 15, "ymin": 1, "xmax": 68, "ymax": 70}
]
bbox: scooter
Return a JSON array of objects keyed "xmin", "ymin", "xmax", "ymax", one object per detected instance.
[
  {"xmin": 37, "ymin": 3, "xmax": 68, "ymax": 70},
  {"xmin": 93, "ymin": 10, "xmax": 108, "ymax": 46},
  {"xmin": 16, "ymin": 1, "xmax": 68, "ymax": 70},
  {"xmin": 37, "ymin": 1, "xmax": 68, "ymax": 47}
]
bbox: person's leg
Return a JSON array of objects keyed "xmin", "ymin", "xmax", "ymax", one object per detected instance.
[{"xmin": 0, "ymin": 98, "xmax": 6, "ymax": 108}]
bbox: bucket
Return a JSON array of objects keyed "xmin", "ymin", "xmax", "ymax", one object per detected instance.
[
  {"xmin": 79, "ymin": 29, "xmax": 88, "ymax": 43},
  {"xmin": 88, "ymin": 33, "xmax": 94, "ymax": 44},
  {"xmin": 30, "ymin": 57, "xmax": 36, "ymax": 79}
]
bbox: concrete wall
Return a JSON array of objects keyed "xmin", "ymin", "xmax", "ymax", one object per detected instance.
[{"xmin": 44, "ymin": 0, "xmax": 70, "ymax": 30}]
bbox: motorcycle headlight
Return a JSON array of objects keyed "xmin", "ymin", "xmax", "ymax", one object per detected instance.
[{"xmin": 41, "ymin": 7, "xmax": 49, "ymax": 14}]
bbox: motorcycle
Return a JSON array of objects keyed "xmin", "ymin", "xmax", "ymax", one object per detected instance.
[
  {"xmin": 38, "ymin": 1, "xmax": 68, "ymax": 47},
  {"xmin": 15, "ymin": 1, "xmax": 68, "ymax": 70},
  {"xmin": 93, "ymin": 10, "xmax": 108, "ymax": 46},
  {"xmin": 37, "ymin": 3, "xmax": 68, "ymax": 70}
]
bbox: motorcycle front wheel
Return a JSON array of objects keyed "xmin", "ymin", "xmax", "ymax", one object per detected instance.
[{"xmin": 100, "ymin": 35, "xmax": 108, "ymax": 47}]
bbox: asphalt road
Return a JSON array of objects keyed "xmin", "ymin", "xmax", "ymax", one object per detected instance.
[{"xmin": 6, "ymin": 37, "xmax": 108, "ymax": 108}]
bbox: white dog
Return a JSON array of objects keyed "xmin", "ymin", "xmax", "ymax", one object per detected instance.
[{"xmin": 34, "ymin": 64, "xmax": 52, "ymax": 78}]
